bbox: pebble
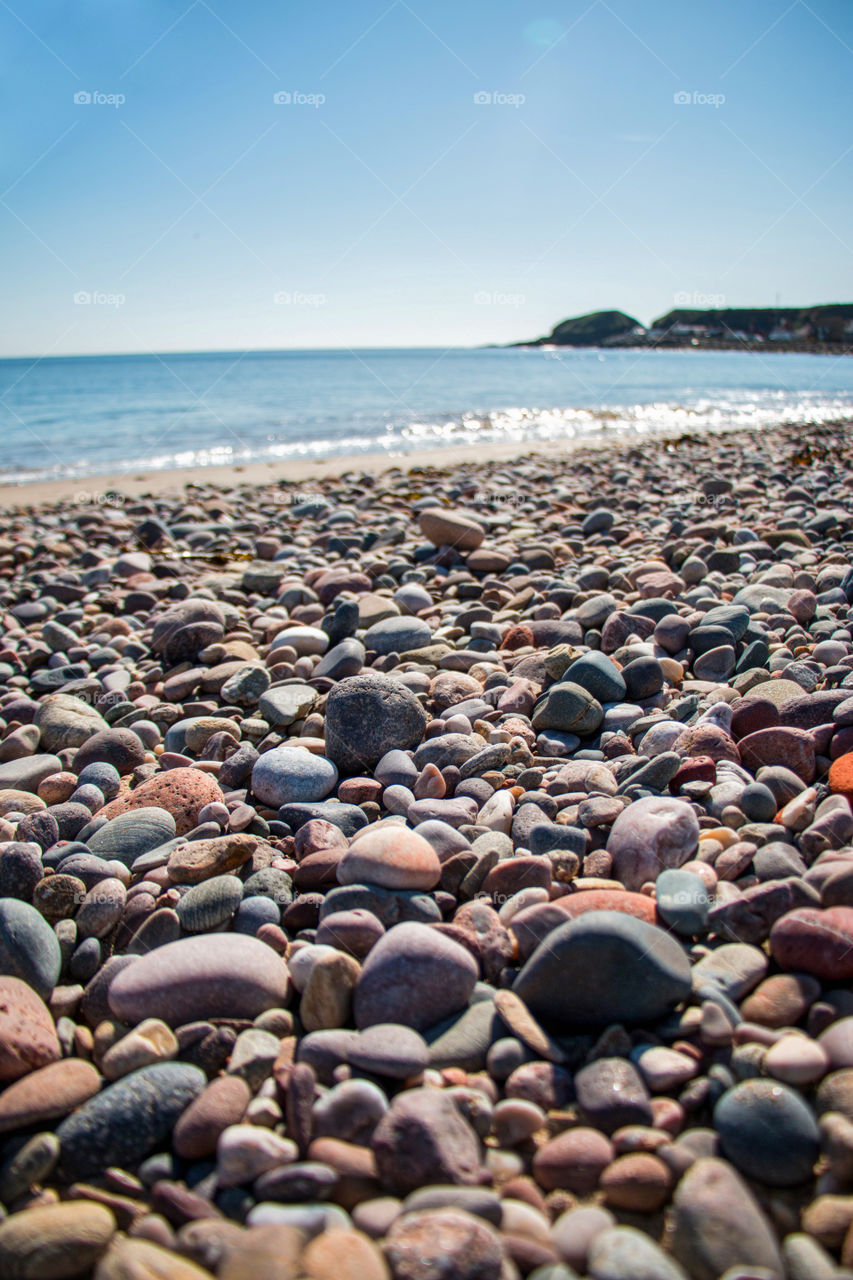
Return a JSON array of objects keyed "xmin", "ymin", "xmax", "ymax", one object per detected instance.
[
  {"xmin": 0, "ymin": 1201, "xmax": 116, "ymax": 1279},
  {"xmin": 107, "ymin": 933, "xmax": 289, "ymax": 1025},
  {"xmin": 514, "ymin": 910, "xmax": 692, "ymax": 1025},
  {"xmin": 56, "ymin": 1061, "xmax": 206, "ymax": 1180},
  {"xmin": 251, "ymin": 745, "xmax": 339, "ymax": 806},
  {"xmin": 337, "ymin": 824, "xmax": 441, "ymax": 890},
  {"xmin": 354, "ymin": 922, "xmax": 477, "ymax": 1031},
  {"xmin": 713, "ymin": 1079, "xmax": 821, "ymax": 1185}
]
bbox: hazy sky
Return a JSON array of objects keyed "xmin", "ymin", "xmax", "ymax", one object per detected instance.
[{"xmin": 2, "ymin": 0, "xmax": 852, "ymax": 356}]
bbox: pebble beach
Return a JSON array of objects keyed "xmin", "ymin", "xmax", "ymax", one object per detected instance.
[{"xmin": 5, "ymin": 418, "xmax": 853, "ymax": 1279}]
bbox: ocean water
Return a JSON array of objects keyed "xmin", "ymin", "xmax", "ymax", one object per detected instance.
[{"xmin": 2, "ymin": 346, "xmax": 853, "ymax": 484}]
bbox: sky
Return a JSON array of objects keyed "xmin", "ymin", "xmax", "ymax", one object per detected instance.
[{"xmin": 1, "ymin": 0, "xmax": 852, "ymax": 356}]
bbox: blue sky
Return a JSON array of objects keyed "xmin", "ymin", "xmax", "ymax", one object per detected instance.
[{"xmin": 1, "ymin": 0, "xmax": 852, "ymax": 355}]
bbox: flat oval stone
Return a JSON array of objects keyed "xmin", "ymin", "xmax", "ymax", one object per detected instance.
[
  {"xmin": 671, "ymin": 1157, "xmax": 784, "ymax": 1278},
  {"xmin": 86, "ymin": 807, "xmax": 177, "ymax": 866},
  {"xmin": 108, "ymin": 934, "xmax": 289, "ymax": 1026},
  {"xmin": 176, "ymin": 875, "xmax": 244, "ymax": 932},
  {"xmin": 770, "ymin": 907, "xmax": 853, "ymax": 980},
  {"xmin": 0, "ymin": 1057, "xmax": 101, "ymax": 1133},
  {"xmin": 55, "ymin": 1061, "xmax": 206, "ymax": 1180},
  {"xmin": 251, "ymin": 746, "xmax": 338, "ymax": 807},
  {"xmin": 655, "ymin": 868, "xmax": 711, "ymax": 936},
  {"xmin": 0, "ymin": 976, "xmax": 61, "ymax": 1083},
  {"xmin": 607, "ymin": 797, "xmax": 699, "ymax": 891},
  {"xmin": 354, "ymin": 922, "xmax": 477, "ymax": 1031},
  {"xmin": 419, "ymin": 508, "xmax": 485, "ymax": 550},
  {"xmin": 514, "ymin": 910, "xmax": 691, "ymax": 1026},
  {"xmin": 0, "ymin": 1201, "xmax": 116, "ymax": 1279},
  {"xmin": 0, "ymin": 899, "xmax": 62, "ymax": 998},
  {"xmin": 338, "ymin": 825, "xmax": 441, "ymax": 891},
  {"xmin": 714, "ymin": 1079, "xmax": 820, "ymax": 1186},
  {"xmin": 348, "ymin": 1023, "xmax": 430, "ymax": 1079}
]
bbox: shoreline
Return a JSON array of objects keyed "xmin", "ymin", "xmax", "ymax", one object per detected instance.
[{"xmin": 0, "ymin": 416, "xmax": 846, "ymax": 509}]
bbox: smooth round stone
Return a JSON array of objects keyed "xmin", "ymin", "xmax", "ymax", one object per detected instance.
[
  {"xmin": 173, "ymin": 1075, "xmax": 252, "ymax": 1160},
  {"xmin": 347, "ymin": 1023, "xmax": 430, "ymax": 1079},
  {"xmin": 0, "ymin": 1201, "xmax": 116, "ymax": 1279},
  {"xmin": 270, "ymin": 625, "xmax": 329, "ymax": 656},
  {"xmin": 691, "ymin": 943, "xmax": 768, "ymax": 1001},
  {"xmin": 566, "ymin": 652, "xmax": 627, "ymax": 703},
  {"xmin": 55, "ymin": 1061, "xmax": 206, "ymax": 1180},
  {"xmin": 0, "ymin": 976, "xmax": 61, "ymax": 1083},
  {"xmin": 71, "ymin": 727, "xmax": 146, "ymax": 776},
  {"xmin": 587, "ymin": 1225, "xmax": 688, "ymax": 1280},
  {"xmin": 325, "ymin": 674, "xmax": 428, "ymax": 774},
  {"xmin": 176, "ymin": 875, "xmax": 244, "ymax": 932},
  {"xmin": 34, "ymin": 693, "xmax": 107, "ymax": 752},
  {"xmin": 353, "ymin": 922, "xmax": 477, "ymax": 1031},
  {"xmin": 314, "ymin": 638, "xmax": 366, "ymax": 681},
  {"xmin": 739, "ymin": 783, "xmax": 779, "ymax": 823},
  {"xmin": 532, "ymin": 682, "xmax": 604, "ymax": 735},
  {"xmin": 85, "ymin": 807, "xmax": 177, "ymax": 866},
  {"xmin": 337, "ymin": 825, "xmax": 441, "ymax": 891},
  {"xmin": 764, "ymin": 1034, "xmax": 829, "ymax": 1085},
  {"xmin": 315, "ymin": 909, "xmax": 385, "ymax": 958},
  {"xmin": 258, "ymin": 684, "xmax": 317, "ymax": 727},
  {"xmin": 0, "ymin": 899, "xmax": 62, "ymax": 998},
  {"xmin": 0, "ymin": 754, "xmax": 63, "ymax": 794},
  {"xmin": 671, "ymin": 1157, "xmax": 784, "ymax": 1278},
  {"xmin": 713, "ymin": 1079, "xmax": 820, "ymax": 1186},
  {"xmin": 234, "ymin": 895, "xmax": 281, "ymax": 936},
  {"xmin": 770, "ymin": 907, "xmax": 853, "ymax": 980},
  {"xmin": 655, "ymin": 868, "xmax": 711, "ymax": 936},
  {"xmin": 740, "ymin": 973, "xmax": 821, "ymax": 1027},
  {"xmin": 251, "ymin": 746, "xmax": 338, "ymax": 807},
  {"xmin": 108, "ymin": 934, "xmax": 289, "ymax": 1026},
  {"xmin": 533, "ymin": 1127, "xmax": 614, "ymax": 1193},
  {"xmin": 364, "ymin": 616, "xmax": 432, "ymax": 655},
  {"xmin": 552, "ymin": 1205, "xmax": 615, "ymax": 1272},
  {"xmin": 607, "ymin": 797, "xmax": 699, "ymax": 891},
  {"xmin": 418, "ymin": 508, "xmax": 485, "ymax": 549},
  {"xmin": 575, "ymin": 1057, "xmax": 652, "ymax": 1134},
  {"xmin": 818, "ymin": 1017, "xmax": 853, "ymax": 1069},
  {"xmin": 514, "ymin": 911, "xmax": 692, "ymax": 1026},
  {"xmin": 312, "ymin": 1077, "xmax": 388, "ymax": 1144},
  {"xmin": 76, "ymin": 877, "xmax": 126, "ymax": 939},
  {"xmin": 0, "ymin": 1057, "xmax": 101, "ymax": 1133}
]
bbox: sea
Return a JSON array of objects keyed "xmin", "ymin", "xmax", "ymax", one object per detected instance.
[{"xmin": 2, "ymin": 345, "xmax": 853, "ymax": 484}]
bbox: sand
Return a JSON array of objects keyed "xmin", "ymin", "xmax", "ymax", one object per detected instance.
[{"xmin": 0, "ymin": 430, "xmax": 687, "ymax": 508}]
